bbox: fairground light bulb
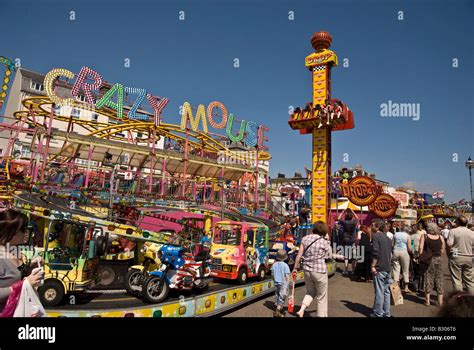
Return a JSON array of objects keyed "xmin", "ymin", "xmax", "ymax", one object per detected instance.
[
  {"xmin": 207, "ymin": 101, "xmax": 228, "ymax": 129},
  {"xmin": 44, "ymin": 68, "xmax": 75, "ymax": 106},
  {"xmin": 226, "ymin": 114, "xmax": 246, "ymax": 143},
  {"xmin": 96, "ymin": 83, "xmax": 124, "ymax": 119},
  {"xmin": 71, "ymin": 66, "xmax": 103, "ymax": 105},
  {"xmin": 181, "ymin": 102, "xmax": 208, "ymax": 133}
]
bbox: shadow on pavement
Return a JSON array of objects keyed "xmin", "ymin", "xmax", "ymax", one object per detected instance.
[
  {"xmin": 340, "ymin": 299, "xmax": 372, "ymax": 317},
  {"xmin": 402, "ymin": 292, "xmax": 426, "ymax": 305},
  {"xmin": 263, "ymin": 300, "xmax": 276, "ymax": 312}
]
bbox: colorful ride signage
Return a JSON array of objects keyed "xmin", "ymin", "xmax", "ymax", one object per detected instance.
[
  {"xmin": 43, "ymin": 65, "xmax": 267, "ymax": 149},
  {"xmin": 305, "ymin": 49, "xmax": 338, "ymax": 68},
  {"xmin": 387, "ymin": 190, "xmax": 409, "ymax": 207},
  {"xmin": 44, "ymin": 66, "xmax": 169, "ymax": 126},
  {"xmin": 180, "ymin": 100, "xmax": 267, "ymax": 148},
  {"xmin": 369, "ymin": 193, "xmax": 399, "ymax": 218},
  {"xmin": 340, "ymin": 176, "xmax": 383, "ymax": 206},
  {"xmin": 340, "ymin": 176, "xmax": 399, "ymax": 218},
  {"xmin": 278, "ymin": 185, "xmax": 302, "ymax": 196}
]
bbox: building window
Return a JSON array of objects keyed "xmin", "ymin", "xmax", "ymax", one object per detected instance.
[
  {"xmin": 116, "ymin": 132, "xmax": 125, "ymax": 138},
  {"xmin": 21, "ymin": 148, "xmax": 31, "ymax": 157},
  {"xmin": 53, "ymin": 105, "xmax": 61, "ymax": 115},
  {"xmin": 30, "ymin": 81, "xmax": 44, "ymax": 92},
  {"xmin": 91, "ymin": 113, "xmax": 99, "ymax": 122},
  {"xmin": 137, "ymin": 132, "xmax": 143, "ymax": 138},
  {"xmin": 76, "ymin": 95, "xmax": 87, "ymax": 102},
  {"xmin": 71, "ymin": 108, "xmax": 81, "ymax": 119}
]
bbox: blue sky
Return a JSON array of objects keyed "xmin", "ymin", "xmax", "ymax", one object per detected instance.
[{"xmin": 0, "ymin": 0, "xmax": 472, "ymax": 201}]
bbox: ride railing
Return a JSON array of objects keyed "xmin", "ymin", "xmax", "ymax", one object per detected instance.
[
  {"xmin": 109, "ymin": 176, "xmax": 211, "ymax": 200},
  {"xmin": 8, "ymin": 168, "xmax": 281, "ymax": 221},
  {"xmin": 264, "ymin": 191, "xmax": 287, "ymax": 220}
]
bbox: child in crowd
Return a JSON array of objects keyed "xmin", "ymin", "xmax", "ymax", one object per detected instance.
[{"xmin": 272, "ymin": 249, "xmax": 291, "ymax": 317}]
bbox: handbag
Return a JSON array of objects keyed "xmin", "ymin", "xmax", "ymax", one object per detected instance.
[
  {"xmin": 418, "ymin": 240, "xmax": 432, "ymax": 265},
  {"xmin": 390, "ymin": 282, "xmax": 404, "ymax": 306},
  {"xmin": 418, "ymin": 238, "xmax": 432, "ymax": 275}
]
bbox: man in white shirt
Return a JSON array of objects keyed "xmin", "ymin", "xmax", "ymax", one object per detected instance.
[{"xmin": 441, "ymin": 223, "xmax": 450, "ymax": 240}]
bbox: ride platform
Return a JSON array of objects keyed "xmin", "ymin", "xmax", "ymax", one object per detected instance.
[{"xmin": 45, "ymin": 270, "xmax": 332, "ymax": 317}]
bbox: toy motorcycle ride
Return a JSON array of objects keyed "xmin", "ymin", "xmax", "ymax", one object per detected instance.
[
  {"xmin": 124, "ymin": 241, "xmax": 161, "ymax": 296},
  {"xmin": 142, "ymin": 243, "xmax": 211, "ymax": 303}
]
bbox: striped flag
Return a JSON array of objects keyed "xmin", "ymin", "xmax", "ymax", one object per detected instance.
[{"xmin": 432, "ymin": 191, "xmax": 445, "ymax": 199}]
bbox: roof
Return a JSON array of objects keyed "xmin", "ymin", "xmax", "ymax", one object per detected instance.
[
  {"xmin": 47, "ymin": 129, "xmax": 253, "ymax": 181},
  {"xmin": 18, "ymin": 68, "xmax": 46, "ymax": 82}
]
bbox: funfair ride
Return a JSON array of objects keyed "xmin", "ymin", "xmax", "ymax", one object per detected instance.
[
  {"xmin": 0, "ymin": 61, "xmax": 275, "ymax": 218},
  {"xmin": 288, "ymin": 31, "xmax": 355, "ymax": 225},
  {"xmin": 0, "ymin": 58, "xmax": 305, "ymax": 316}
]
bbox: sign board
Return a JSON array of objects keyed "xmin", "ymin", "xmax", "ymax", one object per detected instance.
[
  {"xmin": 387, "ymin": 189, "xmax": 409, "ymax": 207},
  {"xmin": 341, "ymin": 176, "xmax": 399, "ymax": 219},
  {"xmin": 395, "ymin": 208, "xmax": 417, "ymax": 220},
  {"xmin": 340, "ymin": 176, "xmax": 383, "ymax": 206},
  {"xmin": 369, "ymin": 194, "xmax": 399, "ymax": 218}
]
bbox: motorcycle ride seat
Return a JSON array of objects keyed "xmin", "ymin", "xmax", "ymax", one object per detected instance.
[{"xmin": 193, "ymin": 251, "xmax": 209, "ymax": 262}]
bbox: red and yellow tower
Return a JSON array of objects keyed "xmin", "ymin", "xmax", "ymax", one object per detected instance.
[{"xmin": 289, "ymin": 31, "xmax": 354, "ymax": 224}]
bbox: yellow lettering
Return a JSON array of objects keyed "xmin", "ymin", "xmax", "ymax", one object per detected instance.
[
  {"xmin": 44, "ymin": 68, "xmax": 75, "ymax": 106},
  {"xmin": 181, "ymin": 102, "xmax": 208, "ymax": 133}
]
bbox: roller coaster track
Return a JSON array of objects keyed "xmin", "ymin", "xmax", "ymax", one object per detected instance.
[{"xmin": 13, "ymin": 97, "xmax": 256, "ymax": 163}]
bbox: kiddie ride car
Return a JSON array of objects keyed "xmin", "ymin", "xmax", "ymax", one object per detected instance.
[
  {"xmin": 209, "ymin": 221, "xmax": 269, "ymax": 284},
  {"xmin": 38, "ymin": 219, "xmax": 103, "ymax": 307},
  {"xmin": 141, "ymin": 243, "xmax": 211, "ymax": 303}
]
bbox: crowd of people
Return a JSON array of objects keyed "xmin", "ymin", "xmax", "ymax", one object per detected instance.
[{"xmin": 272, "ymin": 211, "xmax": 474, "ymax": 317}]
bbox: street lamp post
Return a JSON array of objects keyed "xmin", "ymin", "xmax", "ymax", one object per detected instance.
[{"xmin": 466, "ymin": 156, "xmax": 474, "ymax": 215}]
